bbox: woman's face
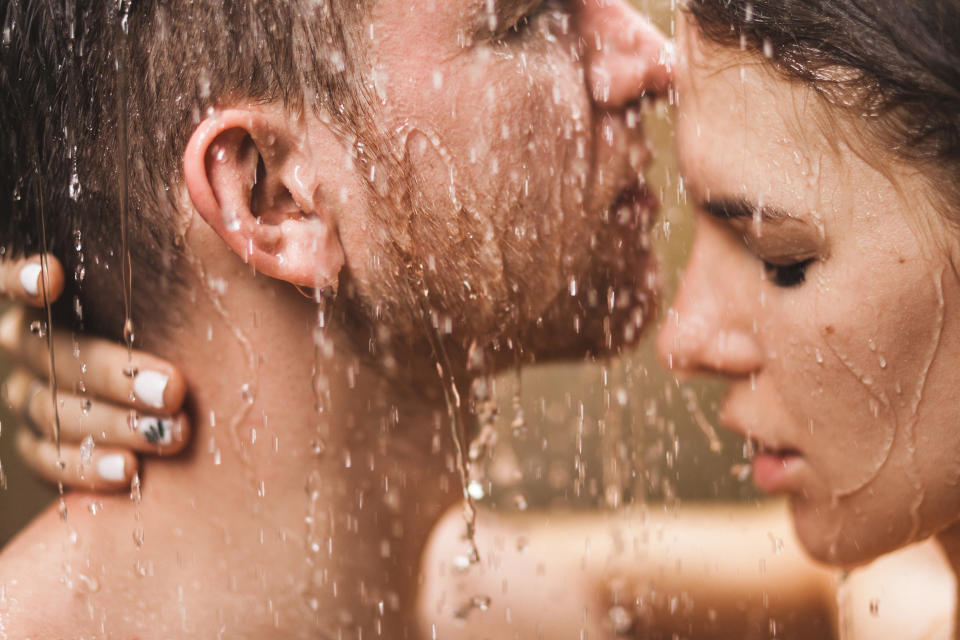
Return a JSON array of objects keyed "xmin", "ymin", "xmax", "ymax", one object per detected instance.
[{"xmin": 658, "ymin": 21, "xmax": 960, "ymax": 565}]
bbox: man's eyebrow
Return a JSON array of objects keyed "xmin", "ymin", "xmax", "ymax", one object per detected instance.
[{"xmin": 701, "ymin": 197, "xmax": 794, "ymax": 223}]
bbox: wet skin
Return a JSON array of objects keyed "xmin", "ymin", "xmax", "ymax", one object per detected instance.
[
  {"xmin": 339, "ymin": 0, "xmax": 663, "ymax": 369},
  {"xmin": 0, "ymin": 1, "xmax": 669, "ymax": 638},
  {"xmin": 659, "ymin": 19, "xmax": 960, "ymax": 566}
]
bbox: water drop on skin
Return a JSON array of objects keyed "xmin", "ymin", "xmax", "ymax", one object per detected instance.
[
  {"xmin": 608, "ymin": 605, "xmax": 635, "ymax": 635},
  {"xmin": 79, "ymin": 435, "xmax": 95, "ymax": 474},
  {"xmin": 225, "ymin": 212, "xmax": 241, "ymax": 232}
]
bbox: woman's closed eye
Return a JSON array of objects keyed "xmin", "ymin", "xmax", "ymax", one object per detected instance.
[
  {"xmin": 763, "ymin": 258, "xmax": 814, "ymax": 288},
  {"xmin": 493, "ymin": 0, "xmax": 569, "ymax": 41}
]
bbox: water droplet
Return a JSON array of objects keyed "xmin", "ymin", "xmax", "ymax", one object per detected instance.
[
  {"xmin": 28, "ymin": 320, "xmax": 47, "ymax": 338},
  {"xmin": 768, "ymin": 532, "xmax": 784, "ymax": 555},
  {"xmin": 129, "ymin": 472, "xmax": 141, "ymax": 504},
  {"xmin": 454, "ymin": 595, "xmax": 492, "ymax": 620},
  {"xmin": 79, "ymin": 435, "xmax": 94, "ymax": 473},
  {"xmin": 731, "ymin": 463, "xmax": 751, "ymax": 481},
  {"xmin": 608, "ymin": 605, "xmax": 635, "ymax": 635},
  {"xmin": 466, "ymin": 480, "xmax": 485, "ymax": 501},
  {"xmin": 68, "ymin": 172, "xmax": 82, "ymax": 201},
  {"xmin": 75, "ymin": 573, "xmax": 100, "ymax": 594},
  {"xmin": 122, "ymin": 318, "xmax": 135, "ymax": 349},
  {"xmin": 451, "ymin": 554, "xmax": 473, "ymax": 574}
]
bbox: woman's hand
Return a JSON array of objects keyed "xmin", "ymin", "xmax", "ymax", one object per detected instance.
[{"xmin": 0, "ymin": 254, "xmax": 189, "ymax": 491}]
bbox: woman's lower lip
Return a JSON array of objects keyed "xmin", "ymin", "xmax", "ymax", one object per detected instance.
[{"xmin": 752, "ymin": 452, "xmax": 803, "ymax": 493}]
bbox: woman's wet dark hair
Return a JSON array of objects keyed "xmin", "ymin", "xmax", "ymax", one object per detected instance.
[{"xmin": 685, "ymin": 0, "xmax": 960, "ymax": 215}]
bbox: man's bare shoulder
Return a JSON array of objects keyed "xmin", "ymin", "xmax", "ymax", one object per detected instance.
[
  {"xmin": 1, "ymin": 486, "xmax": 320, "ymax": 639},
  {"xmin": 0, "ymin": 492, "xmax": 148, "ymax": 638}
]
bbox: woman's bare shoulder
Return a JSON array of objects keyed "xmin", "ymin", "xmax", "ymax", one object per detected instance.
[{"xmin": 842, "ymin": 539, "xmax": 955, "ymax": 640}]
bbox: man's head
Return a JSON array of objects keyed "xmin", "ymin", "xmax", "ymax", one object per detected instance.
[{"xmin": 2, "ymin": 0, "xmax": 668, "ymax": 376}]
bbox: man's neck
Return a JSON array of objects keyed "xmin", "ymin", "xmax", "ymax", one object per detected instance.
[{"xmin": 152, "ymin": 283, "xmax": 464, "ymax": 637}]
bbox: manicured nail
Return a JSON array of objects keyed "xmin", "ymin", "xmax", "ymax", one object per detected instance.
[
  {"xmin": 97, "ymin": 454, "xmax": 126, "ymax": 482},
  {"xmin": 19, "ymin": 263, "xmax": 42, "ymax": 297},
  {"xmin": 137, "ymin": 416, "xmax": 174, "ymax": 446},
  {"xmin": 133, "ymin": 371, "xmax": 168, "ymax": 409}
]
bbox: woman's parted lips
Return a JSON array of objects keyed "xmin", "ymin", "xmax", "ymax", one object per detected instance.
[{"xmin": 719, "ymin": 403, "xmax": 804, "ymax": 460}]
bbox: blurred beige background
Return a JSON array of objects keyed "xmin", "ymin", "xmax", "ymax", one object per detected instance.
[{"xmin": 0, "ymin": 1, "xmax": 748, "ymax": 548}]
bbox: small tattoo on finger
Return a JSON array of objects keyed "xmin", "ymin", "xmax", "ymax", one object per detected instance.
[{"xmin": 137, "ymin": 416, "xmax": 175, "ymax": 446}]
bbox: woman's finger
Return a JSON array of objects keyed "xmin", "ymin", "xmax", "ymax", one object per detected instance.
[
  {"xmin": 0, "ymin": 254, "xmax": 65, "ymax": 306},
  {"xmin": 0, "ymin": 307, "xmax": 186, "ymax": 413},
  {"xmin": 15, "ymin": 428, "xmax": 138, "ymax": 491},
  {"xmin": 5, "ymin": 367, "xmax": 190, "ymax": 454}
]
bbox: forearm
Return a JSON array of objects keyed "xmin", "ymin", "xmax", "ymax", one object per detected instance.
[{"xmin": 418, "ymin": 501, "xmax": 838, "ymax": 639}]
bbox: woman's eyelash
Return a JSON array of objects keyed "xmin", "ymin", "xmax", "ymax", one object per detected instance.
[
  {"xmin": 496, "ymin": 0, "xmax": 564, "ymax": 40},
  {"xmin": 763, "ymin": 259, "xmax": 814, "ymax": 288}
]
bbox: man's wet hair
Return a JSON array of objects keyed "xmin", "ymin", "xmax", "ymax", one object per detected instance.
[
  {"xmin": 686, "ymin": 0, "xmax": 960, "ymax": 217},
  {"xmin": 0, "ymin": 0, "xmax": 372, "ymax": 342}
]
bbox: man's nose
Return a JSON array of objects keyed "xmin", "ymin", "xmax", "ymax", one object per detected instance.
[
  {"xmin": 576, "ymin": 0, "xmax": 672, "ymax": 108},
  {"xmin": 656, "ymin": 229, "xmax": 764, "ymax": 380}
]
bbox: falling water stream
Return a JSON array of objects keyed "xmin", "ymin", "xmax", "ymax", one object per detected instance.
[
  {"xmin": 35, "ymin": 175, "xmax": 66, "ymax": 521},
  {"xmin": 116, "ymin": 0, "xmax": 134, "ymax": 360},
  {"xmin": 424, "ymin": 315, "xmax": 481, "ymax": 566}
]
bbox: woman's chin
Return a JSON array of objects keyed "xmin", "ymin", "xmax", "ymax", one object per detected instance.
[{"xmin": 790, "ymin": 497, "xmax": 912, "ymax": 568}]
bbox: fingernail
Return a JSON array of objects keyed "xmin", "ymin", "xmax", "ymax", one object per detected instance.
[
  {"xmin": 133, "ymin": 370, "xmax": 168, "ymax": 409},
  {"xmin": 19, "ymin": 263, "xmax": 42, "ymax": 297},
  {"xmin": 137, "ymin": 415, "xmax": 174, "ymax": 446},
  {"xmin": 97, "ymin": 454, "xmax": 126, "ymax": 482}
]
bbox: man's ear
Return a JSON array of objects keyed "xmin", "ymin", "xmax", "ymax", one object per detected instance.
[{"xmin": 183, "ymin": 108, "xmax": 345, "ymax": 290}]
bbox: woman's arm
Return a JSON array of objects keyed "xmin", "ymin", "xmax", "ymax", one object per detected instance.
[
  {"xmin": 421, "ymin": 501, "xmax": 956, "ymax": 639},
  {"xmin": 419, "ymin": 500, "xmax": 837, "ymax": 639}
]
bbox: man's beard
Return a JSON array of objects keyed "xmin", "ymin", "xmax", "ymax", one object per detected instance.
[{"xmin": 325, "ymin": 135, "xmax": 657, "ymax": 382}]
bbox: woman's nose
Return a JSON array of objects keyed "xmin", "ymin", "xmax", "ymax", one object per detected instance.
[
  {"xmin": 576, "ymin": 0, "xmax": 672, "ymax": 108},
  {"xmin": 656, "ymin": 225, "xmax": 764, "ymax": 380}
]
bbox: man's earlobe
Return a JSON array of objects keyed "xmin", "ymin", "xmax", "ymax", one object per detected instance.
[{"xmin": 183, "ymin": 108, "xmax": 344, "ymax": 290}]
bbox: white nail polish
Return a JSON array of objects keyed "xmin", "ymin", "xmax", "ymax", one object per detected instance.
[
  {"xmin": 19, "ymin": 263, "xmax": 42, "ymax": 297},
  {"xmin": 133, "ymin": 371, "xmax": 169, "ymax": 409},
  {"xmin": 97, "ymin": 454, "xmax": 126, "ymax": 482},
  {"xmin": 138, "ymin": 416, "xmax": 174, "ymax": 446}
]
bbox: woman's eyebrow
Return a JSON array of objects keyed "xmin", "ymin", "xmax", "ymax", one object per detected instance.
[{"xmin": 701, "ymin": 197, "xmax": 795, "ymax": 223}]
